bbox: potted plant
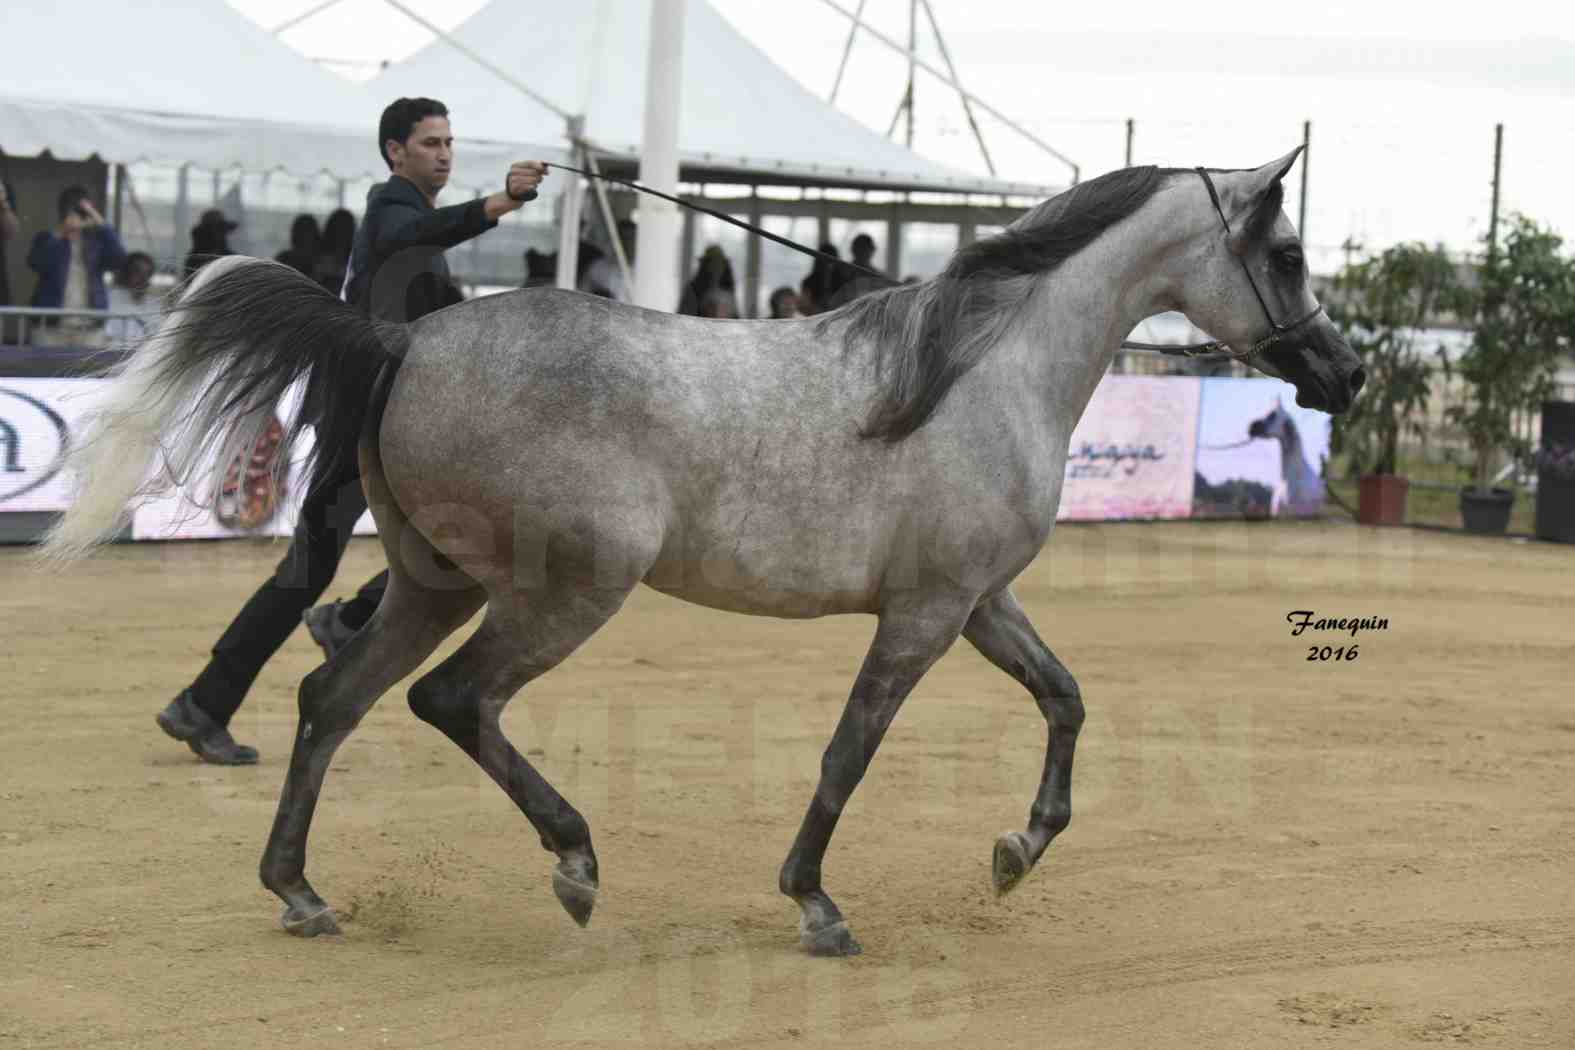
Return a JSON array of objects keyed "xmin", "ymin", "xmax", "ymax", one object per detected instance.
[
  {"xmin": 1446, "ymin": 216, "xmax": 1575, "ymax": 535},
  {"xmin": 1328, "ymin": 243, "xmax": 1464, "ymax": 525}
]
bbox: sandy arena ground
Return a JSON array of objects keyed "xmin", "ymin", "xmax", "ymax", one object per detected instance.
[{"xmin": 1, "ymin": 521, "xmax": 1572, "ymax": 1048}]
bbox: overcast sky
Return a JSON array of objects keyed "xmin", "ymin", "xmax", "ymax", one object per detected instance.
[{"xmin": 227, "ymin": 0, "xmax": 1575, "ymax": 273}]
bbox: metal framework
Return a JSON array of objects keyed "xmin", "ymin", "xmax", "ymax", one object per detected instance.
[{"xmin": 814, "ymin": 0, "xmax": 1079, "ymax": 183}]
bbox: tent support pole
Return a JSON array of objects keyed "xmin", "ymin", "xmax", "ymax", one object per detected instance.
[
  {"xmin": 556, "ymin": 136, "xmax": 586, "ymax": 291},
  {"xmin": 815, "ymin": 0, "xmax": 1079, "ymax": 182},
  {"xmin": 582, "ymin": 147, "xmax": 634, "ymax": 294},
  {"xmin": 745, "ymin": 188, "xmax": 762, "ymax": 317}
]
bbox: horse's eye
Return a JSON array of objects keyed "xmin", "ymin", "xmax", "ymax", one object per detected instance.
[{"xmin": 1272, "ymin": 247, "xmax": 1304, "ymax": 274}]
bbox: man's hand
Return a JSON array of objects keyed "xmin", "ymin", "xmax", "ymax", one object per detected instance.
[
  {"xmin": 506, "ymin": 161, "xmax": 548, "ymax": 203},
  {"xmin": 485, "ymin": 161, "xmax": 549, "ymax": 221},
  {"xmin": 77, "ymin": 200, "xmax": 106, "ymax": 227}
]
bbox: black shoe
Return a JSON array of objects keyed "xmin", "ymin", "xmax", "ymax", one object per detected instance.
[
  {"xmin": 155, "ymin": 690, "xmax": 259, "ymax": 766},
  {"xmin": 302, "ymin": 601, "xmax": 359, "ymax": 662}
]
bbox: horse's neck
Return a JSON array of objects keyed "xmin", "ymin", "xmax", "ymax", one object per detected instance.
[
  {"xmin": 1277, "ymin": 425, "xmax": 1312, "ymax": 478},
  {"xmin": 994, "ymin": 203, "xmax": 1183, "ymax": 432}
]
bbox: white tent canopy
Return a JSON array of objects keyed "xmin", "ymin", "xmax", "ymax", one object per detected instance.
[
  {"xmin": 0, "ymin": 0, "xmax": 563, "ymax": 186},
  {"xmin": 371, "ymin": 0, "xmax": 1056, "ymax": 197}
]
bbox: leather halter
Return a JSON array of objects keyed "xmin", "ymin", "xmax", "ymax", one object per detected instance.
[{"xmin": 1195, "ymin": 167, "xmax": 1325, "ymax": 356}]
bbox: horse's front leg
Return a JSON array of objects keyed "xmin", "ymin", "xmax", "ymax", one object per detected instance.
[
  {"xmin": 962, "ymin": 588, "xmax": 1085, "ymax": 895},
  {"xmin": 779, "ymin": 596, "xmax": 975, "ymax": 956}
]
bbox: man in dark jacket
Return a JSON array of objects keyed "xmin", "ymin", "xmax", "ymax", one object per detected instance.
[{"xmin": 155, "ymin": 97, "xmax": 547, "ymax": 764}]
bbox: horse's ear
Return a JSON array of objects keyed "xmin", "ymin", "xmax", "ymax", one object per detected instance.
[
  {"xmin": 1223, "ymin": 147, "xmax": 1302, "ymax": 251},
  {"xmin": 1239, "ymin": 147, "xmax": 1302, "ymax": 202}
]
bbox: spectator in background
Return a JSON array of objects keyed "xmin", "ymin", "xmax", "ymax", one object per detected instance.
[
  {"xmin": 699, "ymin": 289, "xmax": 738, "ymax": 319},
  {"xmin": 28, "ymin": 185, "xmax": 127, "ymax": 347},
  {"xmin": 768, "ymin": 285, "xmax": 800, "ymax": 319},
  {"xmin": 182, "ymin": 208, "xmax": 236, "ymax": 280},
  {"xmin": 274, "ymin": 214, "xmax": 320, "ymax": 277},
  {"xmin": 0, "ymin": 178, "xmax": 18, "ymax": 312},
  {"xmin": 582, "ymin": 218, "xmax": 635, "ymax": 302},
  {"xmin": 522, "ymin": 247, "xmax": 557, "ymax": 289},
  {"xmin": 315, "ymin": 207, "xmax": 355, "ymax": 294},
  {"xmin": 849, "ymin": 232, "xmax": 883, "ymax": 277},
  {"xmin": 798, "ymin": 243, "xmax": 842, "ymax": 316},
  {"xmin": 824, "ymin": 232, "xmax": 891, "ymax": 310},
  {"xmin": 679, "ymin": 244, "xmax": 738, "ymax": 317},
  {"xmin": 574, "ymin": 238, "xmax": 606, "ymax": 295},
  {"xmin": 105, "ymin": 251, "xmax": 160, "ymax": 343}
]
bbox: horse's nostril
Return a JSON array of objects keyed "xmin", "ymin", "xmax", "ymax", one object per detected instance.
[{"xmin": 1349, "ymin": 367, "xmax": 1366, "ymax": 393}]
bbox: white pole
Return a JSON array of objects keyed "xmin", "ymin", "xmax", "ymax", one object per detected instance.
[
  {"xmin": 585, "ymin": 150, "xmax": 634, "ymax": 294},
  {"xmin": 556, "ymin": 143, "xmax": 586, "ymax": 291},
  {"xmin": 633, "ymin": 0, "xmax": 686, "ymax": 312}
]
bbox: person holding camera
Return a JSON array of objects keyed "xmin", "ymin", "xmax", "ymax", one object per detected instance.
[
  {"xmin": 26, "ymin": 185, "xmax": 127, "ymax": 347},
  {"xmin": 156, "ymin": 96, "xmax": 548, "ymax": 765}
]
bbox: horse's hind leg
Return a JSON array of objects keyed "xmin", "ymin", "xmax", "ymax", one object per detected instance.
[
  {"xmin": 259, "ymin": 454, "xmax": 485, "ymax": 936},
  {"xmin": 962, "ymin": 588, "xmax": 1085, "ymax": 896},
  {"xmin": 258, "ymin": 568, "xmax": 484, "ymax": 934},
  {"xmin": 779, "ymin": 596, "xmax": 976, "ymax": 956},
  {"xmin": 406, "ymin": 583, "xmax": 633, "ymax": 929}
]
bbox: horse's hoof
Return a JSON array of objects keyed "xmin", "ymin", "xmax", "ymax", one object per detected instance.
[
  {"xmin": 992, "ymin": 831, "xmax": 1033, "ymax": 896},
  {"xmin": 801, "ymin": 920, "xmax": 862, "ymax": 957},
  {"xmin": 552, "ymin": 867, "xmax": 598, "ymax": 928},
  {"xmin": 281, "ymin": 904, "xmax": 341, "ymax": 937}
]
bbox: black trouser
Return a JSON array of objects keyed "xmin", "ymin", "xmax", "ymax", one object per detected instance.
[{"xmin": 188, "ymin": 459, "xmax": 387, "ymax": 727}]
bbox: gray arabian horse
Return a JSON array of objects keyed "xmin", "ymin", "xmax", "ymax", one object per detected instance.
[{"xmin": 44, "ymin": 148, "xmax": 1362, "ymax": 956}]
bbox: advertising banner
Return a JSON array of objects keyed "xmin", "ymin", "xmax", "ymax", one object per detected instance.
[
  {"xmin": 128, "ymin": 380, "xmax": 374, "ymax": 542},
  {"xmin": 1058, "ymin": 375, "xmax": 1202, "ymax": 521},
  {"xmin": 0, "ymin": 379, "xmax": 114, "ymax": 513},
  {"xmin": 1194, "ymin": 379, "xmax": 1332, "ymax": 518}
]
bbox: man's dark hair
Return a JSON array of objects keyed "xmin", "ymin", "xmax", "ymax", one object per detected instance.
[
  {"xmin": 378, "ymin": 97, "xmax": 449, "ymax": 169},
  {"xmin": 57, "ymin": 184, "xmax": 91, "ymax": 220},
  {"xmin": 852, "ymin": 233, "xmax": 876, "ymax": 258}
]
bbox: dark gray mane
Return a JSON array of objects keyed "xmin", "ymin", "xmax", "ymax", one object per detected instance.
[{"xmin": 822, "ymin": 165, "xmax": 1181, "ymax": 442}]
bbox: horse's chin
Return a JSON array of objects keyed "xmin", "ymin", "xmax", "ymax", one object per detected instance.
[
  {"xmin": 1293, "ymin": 386, "xmax": 1325, "ymax": 411},
  {"xmin": 1293, "ymin": 381, "xmax": 1353, "ymax": 415}
]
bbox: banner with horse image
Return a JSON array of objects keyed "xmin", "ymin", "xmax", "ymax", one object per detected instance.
[
  {"xmin": 1193, "ymin": 379, "xmax": 1332, "ymax": 518},
  {"xmin": 1057, "ymin": 376, "xmax": 1202, "ymax": 521}
]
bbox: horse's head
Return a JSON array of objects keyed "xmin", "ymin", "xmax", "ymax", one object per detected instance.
[
  {"xmin": 1248, "ymin": 400, "xmax": 1293, "ymax": 441},
  {"xmin": 1169, "ymin": 149, "xmax": 1364, "ymax": 414}
]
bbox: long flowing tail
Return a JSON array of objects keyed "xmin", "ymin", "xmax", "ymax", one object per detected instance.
[{"xmin": 39, "ymin": 256, "xmax": 409, "ymax": 561}]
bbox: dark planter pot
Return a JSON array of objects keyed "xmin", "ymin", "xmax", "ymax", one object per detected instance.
[
  {"xmin": 1357, "ymin": 474, "xmax": 1408, "ymax": 526},
  {"xmin": 1459, "ymin": 487, "xmax": 1515, "ymax": 535}
]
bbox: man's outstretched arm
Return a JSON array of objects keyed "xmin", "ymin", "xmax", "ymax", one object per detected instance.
[{"xmin": 374, "ymin": 162, "xmax": 549, "ymax": 256}]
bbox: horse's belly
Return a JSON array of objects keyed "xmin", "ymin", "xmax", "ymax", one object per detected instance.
[{"xmin": 641, "ymin": 515, "xmax": 888, "ymax": 617}]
